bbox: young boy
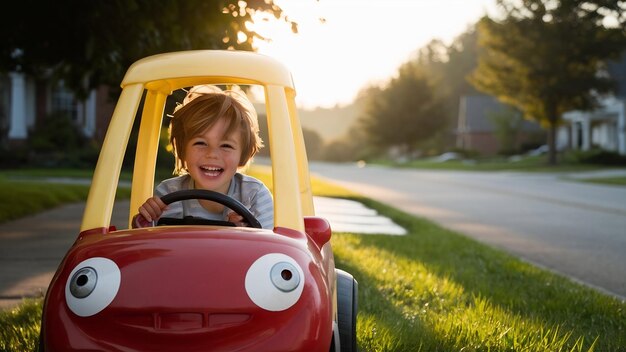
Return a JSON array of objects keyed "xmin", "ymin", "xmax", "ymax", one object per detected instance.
[{"xmin": 133, "ymin": 85, "xmax": 274, "ymax": 229}]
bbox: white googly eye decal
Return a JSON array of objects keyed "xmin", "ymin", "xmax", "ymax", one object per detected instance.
[
  {"xmin": 245, "ymin": 253, "xmax": 305, "ymax": 311},
  {"xmin": 65, "ymin": 257, "xmax": 120, "ymax": 317}
]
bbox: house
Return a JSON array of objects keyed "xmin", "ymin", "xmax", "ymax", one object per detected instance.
[
  {"xmin": 558, "ymin": 97, "xmax": 626, "ymax": 155},
  {"xmin": 557, "ymin": 54, "xmax": 626, "ymax": 155},
  {"xmin": 458, "ymin": 53, "xmax": 626, "ymax": 157},
  {"xmin": 456, "ymin": 94, "xmax": 545, "ymax": 155},
  {"xmin": 0, "ymin": 72, "xmax": 115, "ymax": 147}
]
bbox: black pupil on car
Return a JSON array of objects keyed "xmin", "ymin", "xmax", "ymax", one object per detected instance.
[
  {"xmin": 77, "ymin": 274, "xmax": 88, "ymax": 286},
  {"xmin": 281, "ymin": 269, "xmax": 292, "ymax": 281}
]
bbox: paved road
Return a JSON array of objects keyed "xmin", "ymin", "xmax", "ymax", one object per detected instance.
[{"xmin": 309, "ymin": 162, "xmax": 626, "ymax": 300}]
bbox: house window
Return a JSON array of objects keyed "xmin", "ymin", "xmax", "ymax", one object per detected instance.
[{"xmin": 50, "ymin": 83, "xmax": 79, "ymax": 122}]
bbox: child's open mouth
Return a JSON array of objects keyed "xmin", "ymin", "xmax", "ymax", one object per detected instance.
[{"xmin": 200, "ymin": 166, "xmax": 223, "ymax": 177}]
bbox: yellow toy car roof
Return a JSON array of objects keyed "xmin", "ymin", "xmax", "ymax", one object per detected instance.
[{"xmin": 82, "ymin": 50, "xmax": 313, "ymax": 232}]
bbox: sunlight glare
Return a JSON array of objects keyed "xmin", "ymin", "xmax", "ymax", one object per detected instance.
[{"xmin": 250, "ymin": 0, "xmax": 497, "ymax": 109}]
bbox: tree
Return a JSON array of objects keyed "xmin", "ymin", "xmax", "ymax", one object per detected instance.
[
  {"xmin": 414, "ymin": 29, "xmax": 482, "ymax": 151},
  {"xmin": 417, "ymin": 29, "xmax": 481, "ymax": 118},
  {"xmin": 469, "ymin": 0, "xmax": 626, "ymax": 165},
  {"xmin": 330, "ymin": 24, "xmax": 483, "ymax": 158},
  {"xmin": 302, "ymin": 128, "xmax": 324, "ymax": 161},
  {"xmin": 486, "ymin": 106, "xmax": 524, "ymax": 155},
  {"xmin": 0, "ymin": 0, "xmax": 294, "ymax": 99},
  {"xmin": 359, "ymin": 63, "xmax": 446, "ymax": 159}
]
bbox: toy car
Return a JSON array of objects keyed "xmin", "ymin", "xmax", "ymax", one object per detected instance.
[{"xmin": 40, "ymin": 50, "xmax": 358, "ymax": 351}]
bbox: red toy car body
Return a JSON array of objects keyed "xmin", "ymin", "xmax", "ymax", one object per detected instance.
[
  {"xmin": 40, "ymin": 51, "xmax": 357, "ymax": 351},
  {"xmin": 44, "ymin": 224, "xmax": 337, "ymax": 351}
]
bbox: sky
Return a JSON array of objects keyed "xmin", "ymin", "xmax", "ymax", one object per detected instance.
[{"xmin": 250, "ymin": 0, "xmax": 499, "ymax": 109}]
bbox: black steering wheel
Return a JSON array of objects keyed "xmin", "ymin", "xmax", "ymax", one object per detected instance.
[{"xmin": 157, "ymin": 189, "xmax": 262, "ymax": 228}]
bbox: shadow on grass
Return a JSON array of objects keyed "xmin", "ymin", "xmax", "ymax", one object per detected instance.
[
  {"xmin": 334, "ymin": 253, "xmax": 450, "ymax": 351},
  {"xmin": 332, "ymin": 196, "xmax": 626, "ymax": 351}
]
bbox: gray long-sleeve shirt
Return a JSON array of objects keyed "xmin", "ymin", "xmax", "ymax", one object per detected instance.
[{"xmin": 155, "ymin": 173, "xmax": 274, "ymax": 229}]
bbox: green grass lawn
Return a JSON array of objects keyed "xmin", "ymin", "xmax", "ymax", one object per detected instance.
[
  {"xmin": 0, "ymin": 176, "xmax": 92, "ymax": 225},
  {"xmin": 384, "ymin": 154, "xmax": 626, "ymax": 174},
  {"xmin": 0, "ymin": 171, "xmax": 131, "ymax": 225},
  {"xmin": 1, "ymin": 167, "xmax": 625, "ymax": 351},
  {"xmin": 574, "ymin": 176, "xmax": 626, "ymax": 186}
]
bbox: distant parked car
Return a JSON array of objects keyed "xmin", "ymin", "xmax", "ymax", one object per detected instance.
[
  {"xmin": 527, "ymin": 145, "xmax": 549, "ymax": 156},
  {"xmin": 431, "ymin": 152, "xmax": 463, "ymax": 162}
]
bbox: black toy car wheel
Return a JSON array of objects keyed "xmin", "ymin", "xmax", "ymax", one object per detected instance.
[{"xmin": 336, "ymin": 269, "xmax": 358, "ymax": 352}]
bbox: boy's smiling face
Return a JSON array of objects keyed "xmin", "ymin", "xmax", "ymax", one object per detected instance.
[{"xmin": 184, "ymin": 117, "xmax": 242, "ymax": 194}]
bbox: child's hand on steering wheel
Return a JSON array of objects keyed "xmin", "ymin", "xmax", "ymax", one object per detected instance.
[{"xmin": 227, "ymin": 211, "xmax": 247, "ymax": 227}]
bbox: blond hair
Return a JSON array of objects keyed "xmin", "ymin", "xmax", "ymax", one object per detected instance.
[{"xmin": 169, "ymin": 86, "xmax": 263, "ymax": 175}]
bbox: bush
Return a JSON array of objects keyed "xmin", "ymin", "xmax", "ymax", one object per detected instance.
[
  {"xmin": 449, "ymin": 147, "xmax": 480, "ymax": 159},
  {"xmin": 23, "ymin": 112, "xmax": 100, "ymax": 168},
  {"xmin": 0, "ymin": 145, "xmax": 29, "ymax": 168},
  {"xmin": 322, "ymin": 140, "xmax": 353, "ymax": 162},
  {"xmin": 564, "ymin": 149, "xmax": 626, "ymax": 166},
  {"xmin": 29, "ymin": 112, "xmax": 87, "ymax": 152}
]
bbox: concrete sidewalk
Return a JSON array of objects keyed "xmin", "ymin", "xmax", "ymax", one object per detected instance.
[
  {"xmin": 0, "ymin": 201, "xmax": 130, "ymax": 310},
  {"xmin": 0, "ymin": 196, "xmax": 404, "ymax": 310}
]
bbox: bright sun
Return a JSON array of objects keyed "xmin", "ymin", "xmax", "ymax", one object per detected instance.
[{"xmin": 249, "ymin": 0, "xmax": 497, "ymax": 109}]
